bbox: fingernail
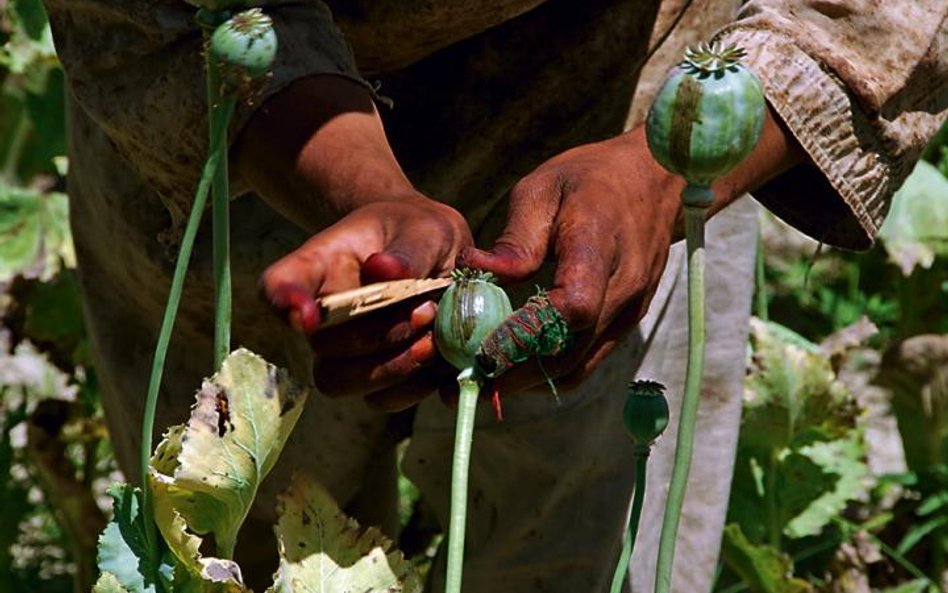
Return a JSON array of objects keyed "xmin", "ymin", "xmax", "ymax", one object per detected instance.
[
  {"xmin": 272, "ymin": 284, "xmax": 320, "ymax": 334},
  {"xmin": 410, "ymin": 301, "xmax": 437, "ymax": 330}
]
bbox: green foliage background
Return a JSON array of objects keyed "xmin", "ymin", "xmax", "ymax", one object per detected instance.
[{"xmin": 0, "ymin": 1, "xmax": 945, "ymax": 591}]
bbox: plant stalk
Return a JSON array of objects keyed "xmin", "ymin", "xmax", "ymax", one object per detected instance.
[
  {"xmin": 207, "ymin": 76, "xmax": 236, "ymax": 369},
  {"xmin": 139, "ymin": 140, "xmax": 223, "ymax": 574},
  {"xmin": 446, "ymin": 368, "xmax": 481, "ymax": 593},
  {"xmin": 610, "ymin": 449, "xmax": 649, "ymax": 593},
  {"xmin": 654, "ymin": 203, "xmax": 707, "ymax": 593}
]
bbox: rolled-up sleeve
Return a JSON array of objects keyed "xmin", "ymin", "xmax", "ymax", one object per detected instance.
[
  {"xmin": 44, "ymin": 0, "xmax": 367, "ymax": 234},
  {"xmin": 716, "ymin": 1, "xmax": 948, "ymax": 250}
]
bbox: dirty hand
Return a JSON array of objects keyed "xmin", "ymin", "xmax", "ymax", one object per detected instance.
[
  {"xmin": 459, "ymin": 127, "xmax": 682, "ymax": 394},
  {"xmin": 462, "ymin": 110, "xmax": 804, "ymax": 394},
  {"xmin": 260, "ymin": 196, "xmax": 471, "ymax": 410},
  {"xmin": 235, "ymin": 75, "xmax": 471, "ymax": 409}
]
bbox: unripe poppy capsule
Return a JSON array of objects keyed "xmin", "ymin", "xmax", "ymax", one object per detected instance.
[
  {"xmin": 645, "ymin": 43, "xmax": 765, "ymax": 193},
  {"xmin": 435, "ymin": 269, "xmax": 513, "ymax": 372},
  {"xmin": 209, "ymin": 8, "xmax": 277, "ymax": 96},
  {"xmin": 623, "ymin": 380, "xmax": 670, "ymax": 447}
]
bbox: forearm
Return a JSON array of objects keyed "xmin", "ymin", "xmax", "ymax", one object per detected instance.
[{"xmin": 233, "ymin": 74, "xmax": 416, "ymax": 233}]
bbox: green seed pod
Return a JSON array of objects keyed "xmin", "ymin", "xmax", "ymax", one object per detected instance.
[
  {"xmin": 435, "ymin": 269, "xmax": 513, "ymax": 372},
  {"xmin": 209, "ymin": 8, "xmax": 277, "ymax": 96},
  {"xmin": 645, "ymin": 43, "xmax": 766, "ymax": 191},
  {"xmin": 623, "ymin": 380, "xmax": 670, "ymax": 448}
]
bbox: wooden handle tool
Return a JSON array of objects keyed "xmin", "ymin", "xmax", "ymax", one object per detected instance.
[{"xmin": 318, "ymin": 277, "xmax": 453, "ymax": 328}]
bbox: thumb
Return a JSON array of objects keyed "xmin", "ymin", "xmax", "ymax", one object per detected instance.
[
  {"xmin": 360, "ymin": 251, "xmax": 413, "ymax": 284},
  {"xmin": 458, "ymin": 176, "xmax": 562, "ymax": 282}
]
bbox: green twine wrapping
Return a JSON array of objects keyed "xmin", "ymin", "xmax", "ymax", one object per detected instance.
[{"xmin": 475, "ymin": 292, "xmax": 570, "ymax": 379}]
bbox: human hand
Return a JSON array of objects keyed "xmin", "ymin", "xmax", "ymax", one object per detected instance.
[
  {"xmin": 462, "ymin": 109, "xmax": 805, "ymax": 394},
  {"xmin": 261, "ymin": 194, "xmax": 472, "ymax": 410},
  {"xmin": 459, "ymin": 127, "xmax": 684, "ymax": 394}
]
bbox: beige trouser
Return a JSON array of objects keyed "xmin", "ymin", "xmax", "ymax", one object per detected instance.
[{"xmin": 405, "ymin": 197, "xmax": 759, "ymax": 593}]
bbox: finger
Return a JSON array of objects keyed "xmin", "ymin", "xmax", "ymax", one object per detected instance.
[
  {"xmin": 313, "ymin": 332, "xmax": 437, "ymax": 398},
  {"xmin": 360, "ymin": 251, "xmax": 413, "ymax": 284},
  {"xmin": 263, "ymin": 282, "xmax": 321, "ymax": 335},
  {"xmin": 484, "ymin": 205, "xmax": 618, "ymax": 393},
  {"xmin": 495, "ymin": 265, "xmax": 659, "ymax": 396},
  {"xmin": 363, "ymin": 360, "xmax": 455, "ymax": 412},
  {"xmin": 457, "ymin": 175, "xmax": 562, "ymax": 283},
  {"xmin": 383, "ymin": 200, "xmax": 472, "ymax": 279},
  {"xmin": 310, "ymin": 299, "xmax": 437, "ymax": 357},
  {"xmin": 260, "ymin": 234, "xmax": 360, "ymax": 334}
]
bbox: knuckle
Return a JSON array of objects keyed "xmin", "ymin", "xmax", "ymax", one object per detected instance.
[
  {"xmin": 510, "ymin": 171, "xmax": 559, "ymax": 203},
  {"xmin": 559, "ymin": 292, "xmax": 600, "ymax": 329}
]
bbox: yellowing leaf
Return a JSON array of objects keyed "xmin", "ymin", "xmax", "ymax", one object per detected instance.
[
  {"xmin": 149, "ymin": 348, "xmax": 308, "ymax": 561},
  {"xmin": 268, "ymin": 473, "xmax": 422, "ymax": 593},
  {"xmin": 93, "ymin": 571, "xmax": 131, "ymax": 593},
  {"xmin": 879, "ymin": 160, "xmax": 948, "ymax": 276},
  {"xmin": 742, "ymin": 319, "xmax": 858, "ymax": 454}
]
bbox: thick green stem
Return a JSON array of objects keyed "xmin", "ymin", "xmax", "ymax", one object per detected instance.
[
  {"xmin": 446, "ymin": 368, "xmax": 480, "ymax": 593},
  {"xmin": 207, "ymin": 69, "xmax": 236, "ymax": 368},
  {"xmin": 139, "ymin": 139, "xmax": 223, "ymax": 575},
  {"xmin": 654, "ymin": 203, "xmax": 707, "ymax": 593},
  {"xmin": 610, "ymin": 450, "xmax": 650, "ymax": 593}
]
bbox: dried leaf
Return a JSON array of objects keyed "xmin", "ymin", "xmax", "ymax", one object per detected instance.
[
  {"xmin": 148, "ymin": 349, "xmax": 307, "ymax": 573},
  {"xmin": 268, "ymin": 473, "xmax": 422, "ymax": 593}
]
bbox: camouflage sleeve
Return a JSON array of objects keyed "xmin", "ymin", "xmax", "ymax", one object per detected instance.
[
  {"xmin": 44, "ymin": 0, "xmax": 367, "ymax": 235},
  {"xmin": 715, "ymin": 1, "xmax": 948, "ymax": 250}
]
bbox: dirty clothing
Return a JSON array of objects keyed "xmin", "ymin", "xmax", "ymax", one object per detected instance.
[{"xmin": 43, "ymin": 0, "xmax": 948, "ymax": 591}]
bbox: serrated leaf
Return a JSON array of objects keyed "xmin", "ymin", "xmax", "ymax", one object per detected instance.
[
  {"xmin": 784, "ymin": 436, "xmax": 869, "ymax": 538},
  {"xmin": 149, "ymin": 427, "xmax": 249, "ymax": 593},
  {"xmin": 96, "ymin": 483, "xmax": 174, "ymax": 593},
  {"xmin": 94, "ymin": 571, "xmax": 132, "ymax": 593},
  {"xmin": 819, "ymin": 316, "xmax": 878, "ymax": 361},
  {"xmin": 268, "ymin": 473, "xmax": 421, "ymax": 593},
  {"xmin": 728, "ymin": 449, "xmax": 852, "ymax": 544},
  {"xmin": 742, "ymin": 319, "xmax": 859, "ymax": 455},
  {"xmin": 776, "ymin": 452, "xmax": 837, "ymax": 537},
  {"xmin": 720, "ymin": 524, "xmax": 813, "ymax": 593},
  {"xmin": 0, "ymin": 184, "xmax": 73, "ymax": 281},
  {"xmin": 879, "ymin": 160, "xmax": 948, "ymax": 276},
  {"xmin": 149, "ymin": 348, "xmax": 308, "ymax": 560}
]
